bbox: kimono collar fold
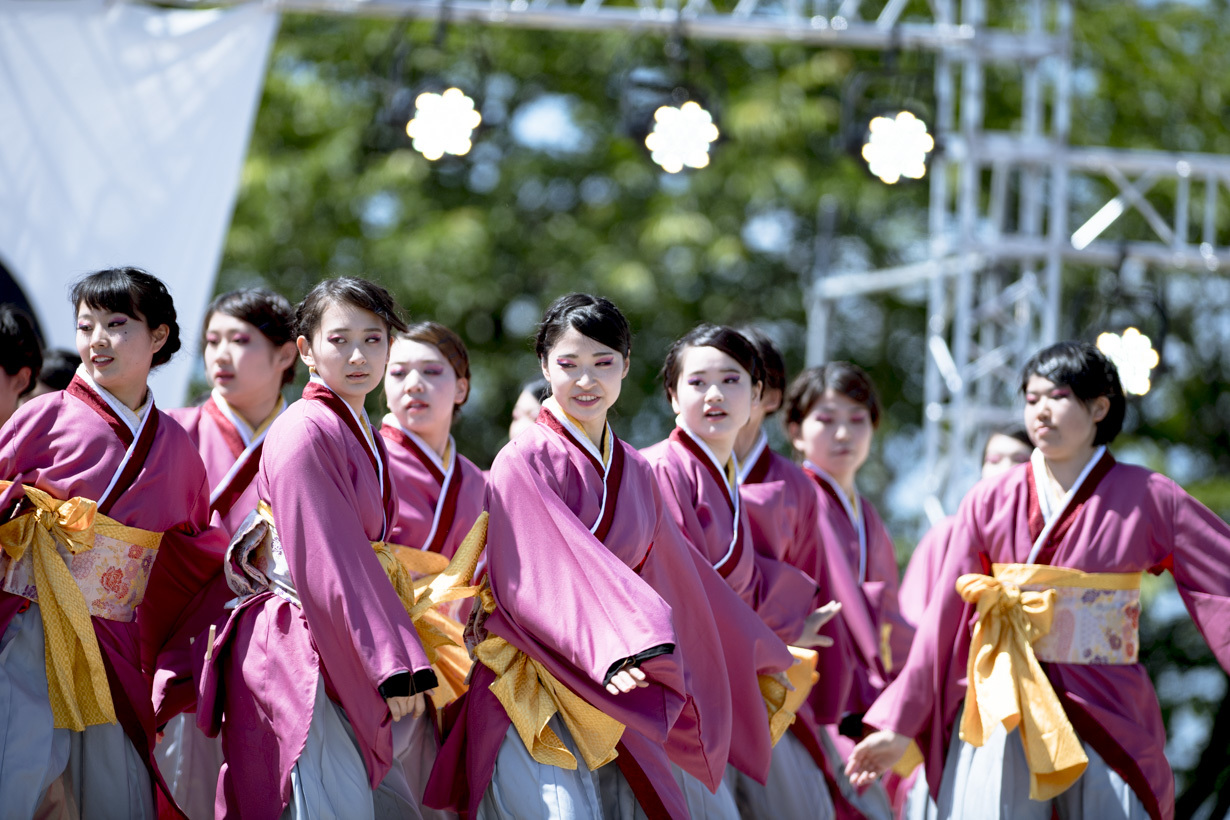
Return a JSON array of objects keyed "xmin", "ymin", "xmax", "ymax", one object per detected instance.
[
  {"xmin": 737, "ymin": 429, "xmax": 770, "ymax": 486},
  {"xmin": 211, "ymin": 389, "xmax": 285, "ymax": 447},
  {"xmin": 805, "ymin": 459, "xmax": 869, "ymax": 583},
  {"xmin": 1026, "ymin": 445, "xmax": 1110, "ymax": 565},
  {"xmin": 382, "ymin": 414, "xmax": 455, "ymax": 480},
  {"xmin": 542, "ymin": 396, "xmax": 611, "ymax": 471},
  {"xmin": 74, "ymin": 363, "xmax": 153, "ymax": 437},
  {"xmin": 674, "ymin": 419, "xmax": 738, "ymax": 499},
  {"xmin": 304, "ymin": 375, "xmax": 388, "ymax": 523}
]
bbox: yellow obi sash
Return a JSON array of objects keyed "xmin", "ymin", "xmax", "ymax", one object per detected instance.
[
  {"xmin": 472, "ymin": 581, "xmax": 626, "ymax": 771},
  {"xmin": 0, "ymin": 481, "xmax": 164, "ymax": 731},
  {"xmin": 956, "ymin": 563, "xmax": 1143, "ymax": 801},
  {"xmin": 762, "ymin": 646, "xmax": 820, "ymax": 746}
]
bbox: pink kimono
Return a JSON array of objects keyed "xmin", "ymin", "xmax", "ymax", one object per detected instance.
[
  {"xmin": 426, "ymin": 407, "xmax": 792, "ymax": 818},
  {"xmin": 642, "ymin": 427, "xmax": 802, "ymax": 782},
  {"xmin": 739, "ymin": 435, "xmax": 866, "ymax": 813},
  {"xmin": 166, "ymin": 394, "xmax": 280, "ymax": 535},
  {"xmin": 0, "ymin": 374, "xmax": 226, "ymax": 814},
  {"xmin": 196, "ymin": 382, "xmax": 435, "ymax": 819},
  {"xmin": 803, "ymin": 464, "xmax": 914, "ymax": 715},
  {"xmin": 863, "ymin": 453, "xmax": 1230, "ymax": 820},
  {"xmin": 380, "ymin": 420, "xmax": 485, "ymax": 560},
  {"xmin": 897, "ymin": 516, "xmax": 957, "ymax": 629}
]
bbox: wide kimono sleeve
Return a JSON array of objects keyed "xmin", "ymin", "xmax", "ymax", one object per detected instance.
[
  {"xmin": 1164, "ymin": 476, "xmax": 1230, "ymax": 668},
  {"xmin": 483, "ymin": 439, "xmax": 680, "ymax": 695},
  {"xmin": 271, "ymin": 413, "xmax": 433, "ymax": 695},
  {"xmin": 740, "ymin": 478, "xmax": 821, "ymax": 644},
  {"xmin": 899, "ymin": 517, "xmax": 956, "ymax": 629},
  {"xmin": 139, "ymin": 456, "xmax": 231, "ymax": 724},
  {"xmin": 863, "ymin": 489, "xmax": 984, "ymax": 786}
]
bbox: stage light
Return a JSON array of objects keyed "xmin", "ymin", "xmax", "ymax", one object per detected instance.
[
  {"xmin": 406, "ymin": 88, "xmax": 481, "ymax": 161},
  {"xmin": 1096, "ymin": 327, "xmax": 1160, "ymax": 396},
  {"xmin": 644, "ymin": 101, "xmax": 719, "ymax": 174},
  {"xmin": 860, "ymin": 110, "xmax": 934, "ymax": 184}
]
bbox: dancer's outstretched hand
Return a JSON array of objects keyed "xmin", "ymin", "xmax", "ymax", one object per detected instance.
[
  {"xmin": 845, "ymin": 729, "xmax": 910, "ymax": 788},
  {"xmin": 795, "ymin": 600, "xmax": 842, "ymax": 648}
]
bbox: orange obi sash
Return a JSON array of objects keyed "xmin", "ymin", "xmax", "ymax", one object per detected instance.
[
  {"xmin": 0, "ymin": 481, "xmax": 164, "ymax": 730},
  {"xmin": 956, "ymin": 563, "xmax": 1143, "ymax": 801}
]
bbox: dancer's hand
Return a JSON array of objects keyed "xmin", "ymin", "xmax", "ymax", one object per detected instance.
[
  {"xmin": 387, "ymin": 693, "xmax": 427, "ymax": 721},
  {"xmin": 845, "ymin": 729, "xmax": 910, "ymax": 788},
  {"xmin": 606, "ymin": 666, "xmax": 648, "ymax": 695},
  {"xmin": 795, "ymin": 600, "xmax": 842, "ymax": 648}
]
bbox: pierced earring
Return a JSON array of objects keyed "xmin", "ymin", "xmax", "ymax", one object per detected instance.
[{"xmin": 308, "ymin": 365, "xmax": 318, "ymax": 375}]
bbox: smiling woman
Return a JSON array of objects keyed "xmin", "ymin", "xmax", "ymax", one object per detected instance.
[{"xmin": 0, "ymin": 266, "xmax": 226, "ymax": 818}]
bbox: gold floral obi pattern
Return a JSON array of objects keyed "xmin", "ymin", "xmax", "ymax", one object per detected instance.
[
  {"xmin": 0, "ymin": 489, "xmax": 162, "ymax": 622},
  {"xmin": 992, "ymin": 563, "xmax": 1141, "ymax": 665}
]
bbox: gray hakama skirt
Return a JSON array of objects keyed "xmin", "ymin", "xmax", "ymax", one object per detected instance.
[
  {"xmin": 935, "ymin": 711, "xmax": 1148, "ymax": 820},
  {"xmin": 154, "ymin": 712, "xmax": 225, "ymax": 820},
  {"xmin": 728, "ymin": 731, "xmax": 836, "ymax": 820},
  {"xmin": 0, "ymin": 606, "xmax": 154, "ymax": 820},
  {"xmin": 477, "ymin": 716, "xmax": 604, "ymax": 820},
  {"xmin": 280, "ymin": 674, "xmax": 422, "ymax": 820}
]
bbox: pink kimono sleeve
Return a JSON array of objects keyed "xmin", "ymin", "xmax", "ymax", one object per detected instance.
[
  {"xmin": 1165, "ymin": 477, "xmax": 1230, "ymax": 667},
  {"xmin": 271, "ymin": 414, "xmax": 432, "ymax": 694}
]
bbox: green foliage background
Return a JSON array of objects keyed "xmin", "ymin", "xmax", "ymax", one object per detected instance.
[{"xmin": 211, "ymin": 1, "xmax": 1230, "ymax": 812}]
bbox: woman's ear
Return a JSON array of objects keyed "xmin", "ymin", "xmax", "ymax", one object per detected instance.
[
  {"xmin": 787, "ymin": 421, "xmax": 804, "ymax": 453},
  {"xmin": 1090, "ymin": 395, "xmax": 1110, "ymax": 424},
  {"xmin": 275, "ymin": 341, "xmax": 297, "ymax": 373},
  {"xmin": 296, "ymin": 336, "xmax": 314, "ymax": 370},
  {"xmin": 150, "ymin": 324, "xmax": 170, "ymax": 355},
  {"xmin": 454, "ymin": 376, "xmax": 470, "ymax": 406}
]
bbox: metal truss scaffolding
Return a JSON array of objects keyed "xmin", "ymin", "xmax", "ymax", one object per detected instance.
[{"xmin": 180, "ymin": 0, "xmax": 1230, "ymax": 518}]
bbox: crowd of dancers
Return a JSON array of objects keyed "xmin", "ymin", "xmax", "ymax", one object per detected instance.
[{"xmin": 0, "ymin": 266, "xmax": 1227, "ymax": 820}]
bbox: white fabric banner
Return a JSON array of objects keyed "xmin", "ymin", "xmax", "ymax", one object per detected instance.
[{"xmin": 0, "ymin": 0, "xmax": 277, "ymax": 404}]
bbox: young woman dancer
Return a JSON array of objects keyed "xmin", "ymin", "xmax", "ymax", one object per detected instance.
[
  {"xmin": 424, "ymin": 294, "xmax": 792, "ymax": 820},
  {"xmin": 891, "ymin": 425, "xmax": 1033, "ymax": 819},
  {"xmin": 381, "ymin": 321, "xmax": 485, "ymax": 820},
  {"xmin": 196, "ymin": 277, "xmax": 438, "ymax": 819},
  {"xmin": 642, "ymin": 324, "xmax": 822, "ymax": 818},
  {"xmin": 382, "ymin": 321, "xmax": 485, "ymax": 563},
  {"xmin": 728, "ymin": 327, "xmax": 850, "ymax": 820},
  {"xmin": 0, "ymin": 267, "xmax": 225, "ymax": 816},
  {"xmin": 784, "ymin": 362, "xmax": 913, "ymax": 820},
  {"xmin": 155, "ymin": 288, "xmax": 298, "ymax": 819},
  {"xmin": 168, "ymin": 289, "xmax": 297, "ymax": 533},
  {"xmin": 847, "ymin": 341, "xmax": 1230, "ymax": 820}
]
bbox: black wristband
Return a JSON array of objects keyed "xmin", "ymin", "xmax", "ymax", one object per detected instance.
[
  {"xmin": 378, "ymin": 668, "xmax": 439, "ymax": 699},
  {"xmin": 602, "ymin": 643, "xmax": 675, "ymax": 687},
  {"xmin": 838, "ymin": 711, "xmax": 866, "ymax": 739}
]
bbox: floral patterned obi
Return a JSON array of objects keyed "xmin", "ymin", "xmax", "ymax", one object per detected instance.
[
  {"xmin": 993, "ymin": 563, "xmax": 1141, "ymax": 665},
  {"xmin": 0, "ymin": 484, "xmax": 162, "ymax": 622}
]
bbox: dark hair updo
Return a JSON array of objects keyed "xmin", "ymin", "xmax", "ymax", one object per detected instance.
[
  {"xmin": 661, "ymin": 324, "xmax": 764, "ymax": 401},
  {"xmin": 783, "ymin": 361, "xmax": 881, "ymax": 430},
  {"xmin": 738, "ymin": 326, "xmax": 786, "ymax": 405},
  {"xmin": 205, "ymin": 288, "xmax": 298, "ymax": 385},
  {"xmin": 534, "ymin": 294, "xmax": 631, "ymax": 361},
  {"xmin": 0, "ymin": 305, "xmax": 43, "ymax": 397},
  {"xmin": 295, "ymin": 277, "xmax": 408, "ymax": 341},
  {"xmin": 1019, "ymin": 341, "xmax": 1125, "ymax": 446},
  {"xmin": 398, "ymin": 321, "xmax": 471, "ymax": 417},
  {"xmin": 70, "ymin": 267, "xmax": 181, "ymax": 368}
]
